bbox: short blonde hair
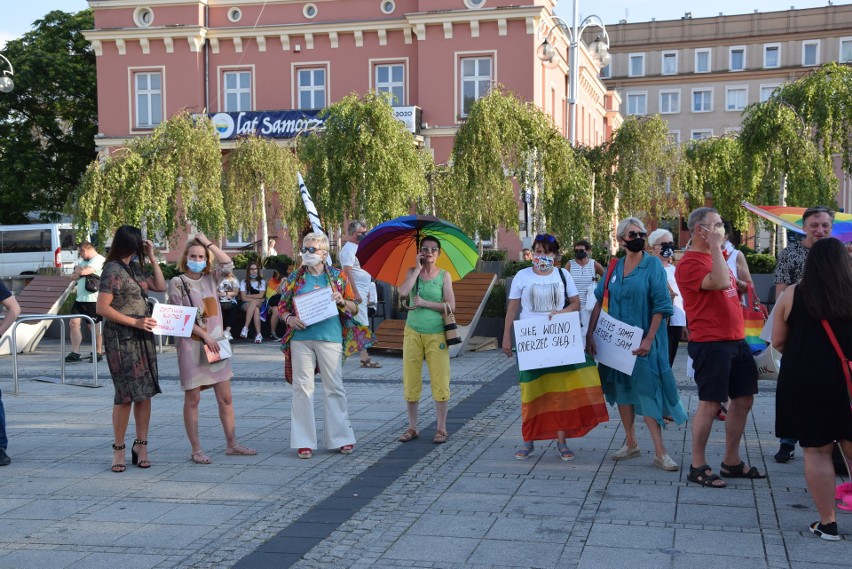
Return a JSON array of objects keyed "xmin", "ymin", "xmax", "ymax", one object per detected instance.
[
  {"xmin": 648, "ymin": 229, "xmax": 673, "ymax": 247},
  {"xmin": 616, "ymin": 217, "xmax": 647, "ymax": 240},
  {"xmin": 302, "ymin": 232, "xmax": 329, "ymax": 251},
  {"xmin": 177, "ymin": 239, "xmax": 214, "ymax": 275}
]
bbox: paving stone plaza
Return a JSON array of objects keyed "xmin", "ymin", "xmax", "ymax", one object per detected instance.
[{"xmin": 0, "ymin": 339, "xmax": 850, "ymax": 568}]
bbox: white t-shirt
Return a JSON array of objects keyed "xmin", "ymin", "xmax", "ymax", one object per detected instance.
[
  {"xmin": 75, "ymin": 254, "xmax": 106, "ymax": 302},
  {"xmin": 509, "ymin": 267, "xmax": 579, "ymax": 320},
  {"xmin": 664, "ymin": 264, "xmax": 687, "ymax": 326},
  {"xmin": 240, "ymin": 278, "xmax": 266, "ymax": 297},
  {"xmin": 339, "ymin": 241, "xmax": 372, "ymax": 294},
  {"xmin": 724, "ymin": 241, "xmax": 740, "ymax": 279}
]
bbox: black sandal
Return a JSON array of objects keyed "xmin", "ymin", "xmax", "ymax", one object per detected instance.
[
  {"xmin": 132, "ymin": 439, "xmax": 151, "ymax": 469},
  {"xmin": 687, "ymin": 464, "xmax": 726, "ymax": 488},
  {"xmin": 111, "ymin": 443, "xmax": 126, "ymax": 473},
  {"xmin": 720, "ymin": 461, "xmax": 767, "ymax": 479}
]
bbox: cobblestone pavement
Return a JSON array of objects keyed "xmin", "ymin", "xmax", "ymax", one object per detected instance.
[{"xmin": 0, "ymin": 339, "xmax": 849, "ymax": 569}]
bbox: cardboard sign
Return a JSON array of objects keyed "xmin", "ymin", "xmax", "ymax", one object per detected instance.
[
  {"xmin": 592, "ymin": 311, "xmax": 642, "ymax": 375},
  {"xmin": 151, "ymin": 303, "xmax": 198, "ymax": 337},
  {"xmin": 293, "ymin": 287, "xmax": 339, "ymax": 326},
  {"xmin": 513, "ymin": 312, "xmax": 586, "ymax": 371}
]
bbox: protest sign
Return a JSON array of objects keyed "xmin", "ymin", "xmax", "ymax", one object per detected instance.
[
  {"xmin": 513, "ymin": 312, "xmax": 586, "ymax": 371},
  {"xmin": 151, "ymin": 304, "xmax": 198, "ymax": 337},
  {"xmin": 294, "ymin": 287, "xmax": 339, "ymax": 326},
  {"xmin": 592, "ymin": 311, "xmax": 642, "ymax": 375}
]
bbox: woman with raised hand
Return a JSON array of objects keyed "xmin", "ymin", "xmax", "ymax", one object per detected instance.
[
  {"xmin": 96, "ymin": 225, "xmax": 166, "ymax": 472},
  {"xmin": 502, "ymin": 233, "xmax": 608, "ymax": 461},
  {"xmin": 587, "ymin": 218, "xmax": 687, "ymax": 472},
  {"xmin": 168, "ymin": 234, "xmax": 256, "ymax": 464},
  {"xmin": 773, "ymin": 237, "xmax": 852, "ymax": 541}
]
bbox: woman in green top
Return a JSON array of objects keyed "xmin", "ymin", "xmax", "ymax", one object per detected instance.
[{"xmin": 398, "ymin": 236, "xmax": 456, "ymax": 444}]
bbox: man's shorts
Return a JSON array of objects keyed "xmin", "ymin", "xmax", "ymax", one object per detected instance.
[
  {"xmin": 687, "ymin": 339, "xmax": 758, "ymax": 402},
  {"xmin": 71, "ymin": 301, "xmax": 102, "ymax": 323}
]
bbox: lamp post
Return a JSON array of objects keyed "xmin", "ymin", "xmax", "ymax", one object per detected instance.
[
  {"xmin": 536, "ymin": 1, "xmax": 610, "ymax": 145},
  {"xmin": 0, "ymin": 53, "xmax": 14, "ymax": 93}
]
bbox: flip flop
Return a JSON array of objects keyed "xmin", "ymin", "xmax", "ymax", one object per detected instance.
[
  {"xmin": 398, "ymin": 428, "xmax": 418, "ymax": 443},
  {"xmin": 225, "ymin": 444, "xmax": 257, "ymax": 456},
  {"xmin": 191, "ymin": 450, "xmax": 212, "ymax": 464},
  {"xmin": 360, "ymin": 359, "xmax": 382, "ymax": 368},
  {"xmin": 720, "ymin": 461, "xmax": 767, "ymax": 479}
]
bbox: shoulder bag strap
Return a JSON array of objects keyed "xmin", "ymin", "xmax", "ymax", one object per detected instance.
[
  {"xmin": 179, "ymin": 276, "xmax": 197, "ymax": 309},
  {"xmin": 601, "ymin": 258, "xmax": 619, "ymax": 314},
  {"xmin": 821, "ymin": 319, "xmax": 852, "ymax": 402},
  {"xmin": 557, "ymin": 267, "xmax": 570, "ymax": 309},
  {"xmin": 116, "ymin": 259, "xmax": 148, "ymax": 300}
]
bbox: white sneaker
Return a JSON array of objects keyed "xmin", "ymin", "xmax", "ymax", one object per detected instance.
[
  {"xmin": 240, "ymin": 327, "xmax": 249, "ymax": 339},
  {"xmin": 653, "ymin": 454, "xmax": 679, "ymax": 471},
  {"xmin": 611, "ymin": 444, "xmax": 640, "ymax": 460},
  {"xmin": 224, "ymin": 330, "xmax": 233, "ymax": 341},
  {"xmin": 254, "ymin": 334, "xmax": 263, "ymax": 344}
]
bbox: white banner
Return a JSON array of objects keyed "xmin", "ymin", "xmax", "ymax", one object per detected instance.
[
  {"xmin": 151, "ymin": 303, "xmax": 198, "ymax": 337},
  {"xmin": 294, "ymin": 287, "xmax": 339, "ymax": 327},
  {"xmin": 513, "ymin": 312, "xmax": 586, "ymax": 371},
  {"xmin": 592, "ymin": 311, "xmax": 642, "ymax": 375}
]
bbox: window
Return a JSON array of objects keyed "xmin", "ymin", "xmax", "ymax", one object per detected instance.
[
  {"xmin": 223, "ymin": 70, "xmax": 251, "ymax": 112},
  {"xmin": 133, "ymin": 7, "xmax": 154, "ymax": 28},
  {"xmin": 227, "ymin": 7, "xmax": 242, "ymax": 22},
  {"xmin": 760, "ymin": 84, "xmax": 780, "ymax": 102},
  {"xmin": 669, "ymin": 131, "xmax": 681, "ymax": 145},
  {"xmin": 303, "ymin": 3, "xmax": 318, "ymax": 18},
  {"xmin": 659, "ymin": 90, "xmax": 680, "ymax": 114},
  {"xmin": 134, "ymin": 71, "xmax": 162, "ymax": 128},
  {"xmin": 763, "ymin": 44, "xmax": 780, "ymax": 68},
  {"xmin": 464, "ymin": 0, "xmax": 487, "ymax": 7},
  {"xmin": 298, "ymin": 68, "xmax": 326, "ymax": 109},
  {"xmin": 626, "ymin": 92, "xmax": 647, "ymax": 116},
  {"xmin": 599, "ymin": 63, "xmax": 611, "ymax": 79},
  {"xmin": 691, "ymin": 129, "xmax": 713, "ymax": 141},
  {"xmin": 726, "ymin": 87, "xmax": 747, "ymax": 111},
  {"xmin": 628, "ymin": 53, "xmax": 645, "ymax": 77},
  {"xmin": 380, "ymin": 0, "xmax": 396, "ymax": 14},
  {"xmin": 840, "ymin": 37, "xmax": 852, "ymax": 63},
  {"xmin": 802, "ymin": 40, "xmax": 819, "ymax": 66},
  {"xmin": 695, "ymin": 48, "xmax": 711, "ymax": 73},
  {"xmin": 225, "ymin": 229, "xmax": 254, "ymax": 248},
  {"xmin": 729, "ymin": 46, "xmax": 745, "ymax": 71},
  {"xmin": 460, "ymin": 57, "xmax": 492, "ymax": 117},
  {"xmin": 692, "ymin": 88, "xmax": 712, "ymax": 112},
  {"xmin": 375, "ymin": 63, "xmax": 405, "ymax": 105},
  {"xmin": 662, "ymin": 51, "xmax": 678, "ymax": 75}
]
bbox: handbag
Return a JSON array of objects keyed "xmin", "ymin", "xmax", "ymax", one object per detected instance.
[
  {"xmin": 443, "ymin": 302, "xmax": 461, "ymax": 346},
  {"xmin": 203, "ymin": 337, "xmax": 233, "ymax": 363},
  {"xmin": 821, "ymin": 320, "xmax": 852, "ymax": 410},
  {"xmin": 742, "ymin": 284, "xmax": 769, "ymax": 354},
  {"xmin": 84, "ymin": 274, "xmax": 100, "ymax": 293}
]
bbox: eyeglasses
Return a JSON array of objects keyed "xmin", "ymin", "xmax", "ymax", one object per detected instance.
[
  {"xmin": 699, "ymin": 222, "xmax": 725, "ymax": 230},
  {"xmin": 626, "ymin": 231, "xmax": 647, "ymax": 240},
  {"xmin": 300, "ymin": 246, "xmax": 323, "ymax": 254},
  {"xmin": 534, "ymin": 234, "xmax": 556, "ymax": 243},
  {"xmin": 420, "ymin": 247, "xmax": 440, "ymax": 253}
]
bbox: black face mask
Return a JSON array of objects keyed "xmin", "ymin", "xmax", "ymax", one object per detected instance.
[
  {"xmin": 624, "ymin": 238, "xmax": 646, "ymax": 253},
  {"xmin": 574, "ymin": 250, "xmax": 588, "ymax": 260}
]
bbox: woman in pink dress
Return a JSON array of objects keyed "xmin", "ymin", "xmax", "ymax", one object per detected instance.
[{"xmin": 168, "ymin": 233, "xmax": 256, "ymax": 464}]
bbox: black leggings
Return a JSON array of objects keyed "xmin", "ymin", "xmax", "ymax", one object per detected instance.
[{"xmin": 667, "ymin": 325, "xmax": 683, "ymax": 369}]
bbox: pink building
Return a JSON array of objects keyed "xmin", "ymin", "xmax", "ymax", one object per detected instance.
[{"xmin": 85, "ymin": 0, "xmax": 620, "ymax": 260}]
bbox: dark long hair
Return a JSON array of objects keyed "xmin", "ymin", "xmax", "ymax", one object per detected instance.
[
  {"xmin": 798, "ymin": 237, "xmax": 852, "ymax": 320},
  {"xmin": 105, "ymin": 225, "xmax": 145, "ymax": 266}
]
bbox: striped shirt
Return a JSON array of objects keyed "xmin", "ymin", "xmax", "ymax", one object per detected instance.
[{"xmin": 569, "ymin": 259, "xmax": 597, "ymax": 307}]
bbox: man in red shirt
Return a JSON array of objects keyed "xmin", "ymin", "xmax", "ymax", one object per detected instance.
[{"xmin": 676, "ymin": 207, "xmax": 765, "ymax": 488}]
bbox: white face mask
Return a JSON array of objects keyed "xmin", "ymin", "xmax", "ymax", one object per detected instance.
[{"xmin": 300, "ymin": 252, "xmax": 322, "ymax": 267}]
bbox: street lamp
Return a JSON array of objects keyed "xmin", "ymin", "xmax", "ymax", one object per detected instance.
[
  {"xmin": 0, "ymin": 53, "xmax": 14, "ymax": 93},
  {"xmin": 537, "ymin": 1, "xmax": 610, "ymax": 145}
]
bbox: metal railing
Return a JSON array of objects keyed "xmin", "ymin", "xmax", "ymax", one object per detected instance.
[{"xmin": 10, "ymin": 314, "xmax": 99, "ymax": 395}]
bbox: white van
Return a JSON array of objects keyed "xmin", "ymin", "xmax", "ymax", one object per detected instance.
[{"xmin": 0, "ymin": 223, "xmax": 80, "ymax": 277}]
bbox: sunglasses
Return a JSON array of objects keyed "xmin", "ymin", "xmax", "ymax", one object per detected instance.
[
  {"xmin": 626, "ymin": 231, "xmax": 647, "ymax": 240},
  {"xmin": 420, "ymin": 247, "xmax": 440, "ymax": 253},
  {"xmin": 534, "ymin": 234, "xmax": 556, "ymax": 243},
  {"xmin": 300, "ymin": 246, "xmax": 323, "ymax": 254},
  {"xmin": 654, "ymin": 241, "xmax": 675, "ymax": 248}
]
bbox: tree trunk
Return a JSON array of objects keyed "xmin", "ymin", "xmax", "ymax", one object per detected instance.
[{"xmin": 260, "ymin": 182, "xmax": 269, "ymax": 258}]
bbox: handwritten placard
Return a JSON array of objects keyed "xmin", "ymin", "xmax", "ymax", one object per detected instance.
[
  {"xmin": 151, "ymin": 303, "xmax": 198, "ymax": 337},
  {"xmin": 512, "ymin": 312, "xmax": 586, "ymax": 371},
  {"xmin": 592, "ymin": 311, "xmax": 642, "ymax": 375},
  {"xmin": 294, "ymin": 287, "xmax": 339, "ymax": 326}
]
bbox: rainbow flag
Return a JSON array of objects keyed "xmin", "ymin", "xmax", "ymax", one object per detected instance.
[
  {"xmin": 519, "ymin": 355, "xmax": 609, "ymax": 441},
  {"xmin": 265, "ymin": 276, "xmax": 282, "ymax": 298},
  {"xmin": 742, "ymin": 202, "xmax": 852, "ymax": 242}
]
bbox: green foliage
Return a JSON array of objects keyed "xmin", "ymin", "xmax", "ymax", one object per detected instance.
[
  {"xmin": 502, "ymin": 261, "xmax": 532, "ymax": 278},
  {"xmin": 444, "ymin": 87, "xmax": 591, "ymax": 245},
  {"xmin": 0, "ymin": 10, "xmax": 97, "ymax": 223},
  {"xmin": 744, "ymin": 253, "xmax": 777, "ymax": 274},
  {"xmin": 70, "ymin": 111, "xmax": 225, "ymax": 240},
  {"xmin": 159, "ymin": 263, "xmax": 180, "ymax": 281},
  {"xmin": 480, "ymin": 250, "xmax": 508, "ymax": 261},
  {"xmin": 226, "ymin": 135, "xmax": 300, "ymax": 245},
  {"xmin": 232, "ymin": 252, "xmax": 261, "ymax": 270},
  {"xmin": 263, "ymin": 254, "xmax": 295, "ymax": 271},
  {"xmin": 481, "ymin": 282, "xmax": 507, "ymax": 318},
  {"xmin": 297, "ymin": 92, "xmax": 430, "ymax": 230}
]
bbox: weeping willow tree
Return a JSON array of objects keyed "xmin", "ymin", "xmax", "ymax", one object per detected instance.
[
  {"xmin": 297, "ymin": 92, "xmax": 431, "ymax": 229},
  {"xmin": 440, "ymin": 86, "xmax": 590, "ymax": 247},
  {"xmin": 70, "ymin": 110, "xmax": 225, "ymax": 241},
  {"xmin": 225, "ymin": 135, "xmax": 301, "ymax": 256}
]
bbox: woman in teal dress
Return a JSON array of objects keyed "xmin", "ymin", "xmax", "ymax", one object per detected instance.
[{"xmin": 586, "ymin": 217, "xmax": 687, "ymax": 472}]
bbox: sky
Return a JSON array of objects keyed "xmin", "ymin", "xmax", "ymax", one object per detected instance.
[{"xmin": 0, "ymin": 0, "xmax": 847, "ymax": 48}]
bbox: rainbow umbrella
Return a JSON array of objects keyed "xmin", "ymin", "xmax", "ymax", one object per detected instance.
[
  {"xmin": 741, "ymin": 202, "xmax": 852, "ymax": 242},
  {"xmin": 356, "ymin": 215, "xmax": 479, "ymax": 286}
]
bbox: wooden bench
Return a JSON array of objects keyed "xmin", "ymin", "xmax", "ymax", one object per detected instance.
[
  {"xmin": 0, "ymin": 275, "xmax": 75, "ymax": 355},
  {"xmin": 370, "ymin": 272, "xmax": 497, "ymax": 358}
]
